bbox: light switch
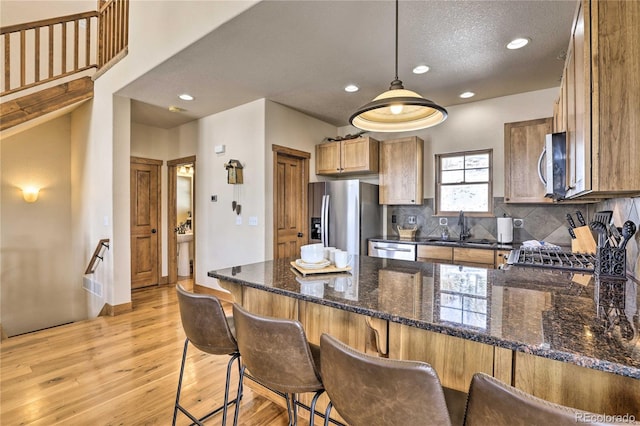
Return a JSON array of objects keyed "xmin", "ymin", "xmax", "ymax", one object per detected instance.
[
  {"xmin": 249, "ymin": 216, "xmax": 258, "ymax": 226},
  {"xmin": 236, "ymin": 216, "xmax": 242, "ymax": 225}
]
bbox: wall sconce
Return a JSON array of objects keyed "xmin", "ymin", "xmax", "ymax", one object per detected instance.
[{"xmin": 22, "ymin": 186, "xmax": 40, "ymax": 203}]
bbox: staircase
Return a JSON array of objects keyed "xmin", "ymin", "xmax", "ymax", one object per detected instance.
[{"xmin": 0, "ymin": 0, "xmax": 128, "ymax": 131}]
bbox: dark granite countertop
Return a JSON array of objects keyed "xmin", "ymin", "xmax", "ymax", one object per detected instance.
[
  {"xmin": 208, "ymin": 256, "xmax": 640, "ymax": 379},
  {"xmin": 369, "ymin": 235, "xmax": 515, "ymax": 251}
]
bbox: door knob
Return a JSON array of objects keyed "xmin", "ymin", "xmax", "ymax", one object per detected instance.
[
  {"xmin": 297, "ymin": 232, "xmax": 303, "ymax": 237},
  {"xmin": 151, "ymin": 229, "xmax": 157, "ymax": 234}
]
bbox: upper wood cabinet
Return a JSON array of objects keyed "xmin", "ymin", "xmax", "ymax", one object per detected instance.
[
  {"xmin": 504, "ymin": 117, "xmax": 554, "ymax": 203},
  {"xmin": 315, "ymin": 136, "xmax": 379, "ymax": 176},
  {"xmin": 379, "ymin": 136, "xmax": 424, "ymax": 205},
  {"xmin": 560, "ymin": 0, "xmax": 640, "ymax": 199}
]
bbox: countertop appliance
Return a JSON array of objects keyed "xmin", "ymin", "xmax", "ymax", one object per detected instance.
[
  {"xmin": 507, "ymin": 247, "xmax": 596, "ymax": 272},
  {"xmin": 308, "ymin": 180, "xmax": 382, "ymax": 256},
  {"xmin": 539, "ymin": 132, "xmax": 567, "ymax": 200}
]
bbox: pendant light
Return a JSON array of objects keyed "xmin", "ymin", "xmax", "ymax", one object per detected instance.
[{"xmin": 349, "ymin": 0, "xmax": 447, "ymax": 132}]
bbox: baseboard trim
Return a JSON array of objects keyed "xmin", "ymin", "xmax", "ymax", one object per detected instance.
[
  {"xmin": 0, "ymin": 323, "xmax": 6, "ymax": 340},
  {"xmin": 194, "ymin": 283, "xmax": 234, "ymax": 303},
  {"xmin": 159, "ymin": 275, "xmax": 169, "ymax": 285},
  {"xmin": 99, "ymin": 301, "xmax": 133, "ymax": 317}
]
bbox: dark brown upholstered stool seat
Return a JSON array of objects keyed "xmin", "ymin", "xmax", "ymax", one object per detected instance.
[
  {"xmin": 463, "ymin": 372, "xmax": 625, "ymax": 426},
  {"xmin": 173, "ymin": 284, "xmax": 241, "ymax": 426},
  {"xmin": 232, "ymin": 304, "xmax": 324, "ymax": 426},
  {"xmin": 320, "ymin": 333, "xmax": 467, "ymax": 426}
]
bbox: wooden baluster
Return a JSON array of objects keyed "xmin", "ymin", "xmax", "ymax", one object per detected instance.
[
  {"xmin": 35, "ymin": 27, "xmax": 40, "ymax": 82},
  {"xmin": 48, "ymin": 24, "xmax": 53, "ymax": 79},
  {"xmin": 74, "ymin": 20, "xmax": 79, "ymax": 71},
  {"xmin": 61, "ymin": 22, "xmax": 66, "ymax": 74},
  {"xmin": 20, "ymin": 29, "xmax": 25, "ymax": 87},
  {"xmin": 4, "ymin": 33, "xmax": 9, "ymax": 91},
  {"xmin": 85, "ymin": 18, "xmax": 91, "ymax": 67}
]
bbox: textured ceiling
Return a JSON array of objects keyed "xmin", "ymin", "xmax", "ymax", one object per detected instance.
[{"xmin": 118, "ymin": 0, "xmax": 577, "ymax": 129}]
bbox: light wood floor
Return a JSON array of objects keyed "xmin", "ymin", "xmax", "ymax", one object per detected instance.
[{"xmin": 0, "ymin": 280, "xmax": 298, "ymax": 425}]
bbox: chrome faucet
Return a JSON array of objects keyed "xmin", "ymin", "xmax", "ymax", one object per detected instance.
[{"xmin": 458, "ymin": 211, "xmax": 471, "ymax": 241}]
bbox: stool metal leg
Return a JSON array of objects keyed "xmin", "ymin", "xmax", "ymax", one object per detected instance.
[
  {"xmin": 174, "ymin": 338, "xmax": 242, "ymax": 426},
  {"xmin": 309, "ymin": 389, "xmax": 323, "ymax": 426},
  {"xmin": 323, "ymin": 401, "xmax": 333, "ymax": 426}
]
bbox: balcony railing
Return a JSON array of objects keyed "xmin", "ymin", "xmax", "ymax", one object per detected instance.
[{"xmin": 0, "ymin": 0, "xmax": 128, "ymax": 97}]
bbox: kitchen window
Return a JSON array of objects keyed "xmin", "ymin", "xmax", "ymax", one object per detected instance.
[{"xmin": 435, "ymin": 149, "xmax": 493, "ymax": 216}]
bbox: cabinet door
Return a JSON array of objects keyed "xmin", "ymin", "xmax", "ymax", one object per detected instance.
[
  {"xmin": 379, "ymin": 136, "xmax": 424, "ymax": 205},
  {"xmin": 453, "ymin": 247, "xmax": 495, "ymax": 268},
  {"xmin": 504, "ymin": 118, "xmax": 553, "ymax": 203},
  {"xmin": 566, "ymin": 2, "xmax": 590, "ymax": 198},
  {"xmin": 417, "ymin": 245, "xmax": 453, "ymax": 262},
  {"xmin": 316, "ymin": 141, "xmax": 341, "ymax": 175},
  {"xmin": 591, "ymin": 0, "xmax": 640, "ymax": 194},
  {"xmin": 341, "ymin": 137, "xmax": 379, "ymax": 174}
]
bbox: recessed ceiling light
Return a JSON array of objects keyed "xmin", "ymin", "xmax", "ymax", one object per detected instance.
[
  {"xmin": 412, "ymin": 65, "xmax": 430, "ymax": 74},
  {"xmin": 178, "ymin": 93, "xmax": 194, "ymax": 101},
  {"xmin": 507, "ymin": 38, "xmax": 530, "ymax": 50},
  {"xmin": 459, "ymin": 91, "xmax": 475, "ymax": 99},
  {"xmin": 344, "ymin": 84, "xmax": 359, "ymax": 93}
]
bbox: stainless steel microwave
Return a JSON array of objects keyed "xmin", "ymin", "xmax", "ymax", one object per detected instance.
[{"xmin": 538, "ymin": 132, "xmax": 567, "ymax": 200}]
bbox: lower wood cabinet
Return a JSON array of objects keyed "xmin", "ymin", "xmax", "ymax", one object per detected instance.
[{"xmin": 417, "ymin": 245, "xmax": 499, "ymax": 269}]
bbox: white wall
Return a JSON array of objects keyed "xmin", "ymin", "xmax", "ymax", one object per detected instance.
[
  {"xmin": 339, "ymin": 87, "xmax": 558, "ymax": 198},
  {"xmin": 1, "ymin": 115, "xmax": 82, "ymax": 336},
  {"xmin": 194, "ymin": 99, "xmax": 266, "ymax": 290}
]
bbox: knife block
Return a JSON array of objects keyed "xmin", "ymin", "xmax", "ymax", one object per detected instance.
[{"xmin": 571, "ymin": 226, "xmax": 596, "ymax": 254}]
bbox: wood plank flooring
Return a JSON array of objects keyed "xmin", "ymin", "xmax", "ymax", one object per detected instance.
[{"xmin": 0, "ymin": 280, "xmax": 296, "ymax": 425}]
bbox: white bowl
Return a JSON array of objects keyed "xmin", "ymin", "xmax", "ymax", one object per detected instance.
[{"xmin": 300, "ymin": 243, "xmax": 324, "ymax": 263}]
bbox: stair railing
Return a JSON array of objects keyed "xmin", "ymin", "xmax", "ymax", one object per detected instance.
[
  {"xmin": 1, "ymin": 0, "xmax": 128, "ymax": 97},
  {"xmin": 85, "ymin": 239, "xmax": 110, "ymax": 274}
]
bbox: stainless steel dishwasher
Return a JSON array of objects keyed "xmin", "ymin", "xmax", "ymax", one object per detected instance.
[{"xmin": 368, "ymin": 241, "xmax": 416, "ymax": 261}]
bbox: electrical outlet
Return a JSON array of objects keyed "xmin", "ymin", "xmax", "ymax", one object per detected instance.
[
  {"xmin": 513, "ymin": 218, "xmax": 524, "ymax": 228},
  {"xmin": 407, "ymin": 215, "xmax": 417, "ymax": 225},
  {"xmin": 392, "ymin": 215, "xmax": 397, "ymax": 224},
  {"xmin": 211, "ymin": 195, "xmax": 217, "ymax": 202},
  {"xmin": 439, "ymin": 218, "xmax": 448, "ymax": 226}
]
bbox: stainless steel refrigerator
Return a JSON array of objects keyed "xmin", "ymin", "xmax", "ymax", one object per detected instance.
[{"xmin": 308, "ymin": 180, "xmax": 382, "ymax": 256}]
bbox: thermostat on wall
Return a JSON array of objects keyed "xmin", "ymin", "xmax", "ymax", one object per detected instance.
[{"xmin": 215, "ymin": 144, "xmax": 226, "ymax": 154}]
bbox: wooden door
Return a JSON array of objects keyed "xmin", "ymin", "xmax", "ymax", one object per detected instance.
[
  {"xmin": 273, "ymin": 145, "xmax": 310, "ymax": 259},
  {"xmin": 503, "ymin": 117, "xmax": 553, "ymax": 203},
  {"xmin": 130, "ymin": 157, "xmax": 162, "ymax": 289}
]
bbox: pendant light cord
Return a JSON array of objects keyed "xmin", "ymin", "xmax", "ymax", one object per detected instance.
[{"xmin": 394, "ymin": 0, "xmax": 399, "ymax": 81}]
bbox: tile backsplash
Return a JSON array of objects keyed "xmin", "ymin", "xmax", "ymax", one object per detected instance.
[{"xmin": 387, "ymin": 196, "xmax": 640, "ymax": 277}]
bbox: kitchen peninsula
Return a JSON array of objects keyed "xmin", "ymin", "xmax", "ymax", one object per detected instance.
[{"xmin": 209, "ymin": 256, "xmax": 639, "ymax": 417}]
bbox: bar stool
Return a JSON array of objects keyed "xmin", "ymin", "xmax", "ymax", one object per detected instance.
[
  {"xmin": 320, "ymin": 333, "xmax": 468, "ymax": 426},
  {"xmin": 232, "ymin": 304, "xmax": 324, "ymax": 426},
  {"xmin": 173, "ymin": 284, "xmax": 241, "ymax": 426},
  {"xmin": 463, "ymin": 372, "xmax": 622, "ymax": 425}
]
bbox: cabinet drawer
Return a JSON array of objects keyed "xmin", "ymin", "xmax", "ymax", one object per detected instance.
[
  {"xmin": 417, "ymin": 245, "xmax": 453, "ymax": 261},
  {"xmin": 453, "ymin": 247, "xmax": 494, "ymax": 265}
]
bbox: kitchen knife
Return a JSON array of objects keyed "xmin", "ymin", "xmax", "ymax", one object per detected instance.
[
  {"xmin": 566, "ymin": 213, "xmax": 577, "ymax": 228},
  {"xmin": 575, "ymin": 210, "xmax": 586, "ymax": 226},
  {"xmin": 568, "ymin": 227, "xmax": 576, "ymax": 239}
]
